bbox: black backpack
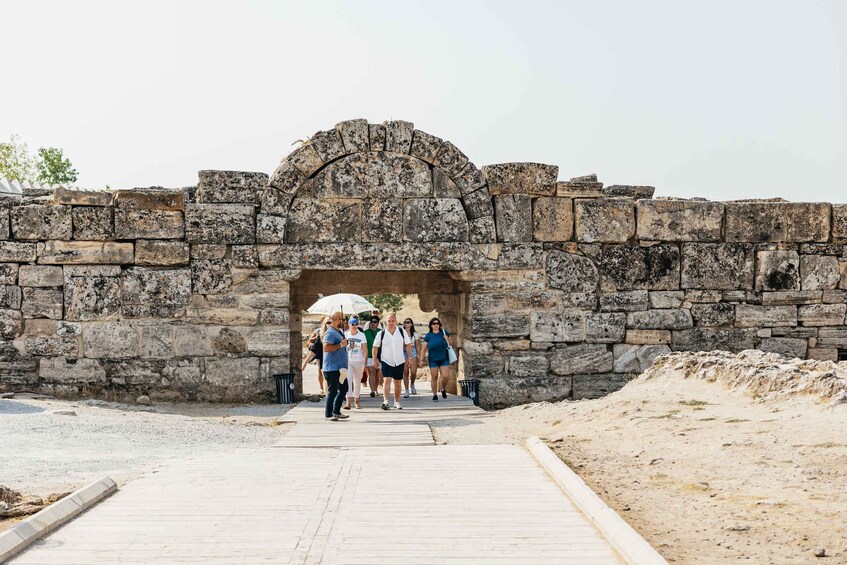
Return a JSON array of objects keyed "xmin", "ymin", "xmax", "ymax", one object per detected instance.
[{"xmin": 377, "ymin": 327, "xmax": 406, "ymax": 361}]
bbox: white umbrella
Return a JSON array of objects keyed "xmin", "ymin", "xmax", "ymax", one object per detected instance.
[{"xmin": 306, "ymin": 293, "xmax": 376, "ymax": 317}]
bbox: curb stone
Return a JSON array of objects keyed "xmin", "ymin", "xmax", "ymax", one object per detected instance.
[
  {"xmin": 0, "ymin": 476, "xmax": 117, "ymax": 562},
  {"xmin": 526, "ymin": 437, "xmax": 667, "ymax": 565}
]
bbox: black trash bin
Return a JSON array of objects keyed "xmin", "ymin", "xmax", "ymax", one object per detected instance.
[
  {"xmin": 274, "ymin": 373, "xmax": 296, "ymax": 404},
  {"xmin": 465, "ymin": 379, "xmax": 480, "ymax": 406},
  {"xmin": 458, "ymin": 379, "xmax": 470, "ymax": 398}
]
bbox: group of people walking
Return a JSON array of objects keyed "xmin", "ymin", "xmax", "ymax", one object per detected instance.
[{"xmin": 302, "ymin": 310, "xmax": 455, "ymax": 421}]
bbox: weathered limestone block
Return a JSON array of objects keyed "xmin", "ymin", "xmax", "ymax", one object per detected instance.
[
  {"xmin": 139, "ymin": 324, "xmax": 174, "ymax": 358},
  {"xmin": 229, "ymin": 269, "xmax": 296, "ymax": 293},
  {"xmin": 286, "ymin": 198, "xmax": 361, "ymax": 243},
  {"xmin": 368, "ymin": 123, "xmax": 386, "ymax": 151},
  {"xmin": 432, "ymin": 168, "xmax": 461, "ymax": 199},
  {"xmin": 192, "ymin": 259, "xmax": 232, "ymax": 295},
  {"xmin": 309, "ymin": 129, "xmax": 347, "ymax": 163},
  {"xmin": 508, "ymin": 355, "xmax": 549, "ymax": 378},
  {"xmin": 680, "ymin": 243, "xmax": 755, "ymax": 290},
  {"xmin": 37, "ymin": 241, "xmax": 133, "ymax": 264},
  {"xmin": 72, "ymin": 206, "xmax": 114, "ymax": 240},
  {"xmin": 409, "ymin": 130, "xmax": 442, "ymax": 163},
  {"xmin": 363, "ymin": 199, "xmax": 402, "ymax": 242},
  {"xmin": 756, "ymin": 250, "xmax": 800, "ymax": 291},
  {"xmin": 244, "ymin": 327, "xmax": 289, "ymax": 356},
  {"xmin": 824, "ymin": 289, "xmax": 847, "ymax": 303},
  {"xmin": 800, "ymin": 255, "xmax": 840, "ymax": 290},
  {"xmin": 626, "ymin": 309, "xmax": 693, "ymax": 330},
  {"xmin": 313, "ymin": 152, "xmax": 432, "ymax": 198},
  {"xmin": 383, "ymin": 121, "xmax": 414, "ymax": 154},
  {"xmin": 135, "ymin": 240, "xmax": 189, "ymax": 266},
  {"xmin": 471, "ymin": 315, "xmax": 529, "ymax": 338},
  {"xmin": 212, "ymin": 327, "xmax": 248, "ymax": 353},
  {"xmin": 546, "ymin": 252, "xmax": 598, "ymax": 292},
  {"xmin": 604, "ymin": 185, "xmax": 655, "ymax": 199},
  {"xmin": 39, "ymin": 358, "xmax": 106, "ymax": 384},
  {"xmin": 494, "ymin": 194, "xmax": 532, "ymax": 242},
  {"xmin": 185, "ymin": 204, "xmax": 255, "ymax": 244},
  {"xmin": 190, "ymin": 244, "xmax": 227, "ymax": 260},
  {"xmin": 121, "ymin": 268, "xmax": 192, "ymax": 317},
  {"xmin": 23, "ymin": 336, "xmax": 79, "ymax": 357},
  {"xmin": 613, "ymin": 343, "xmax": 670, "ymax": 373},
  {"xmin": 114, "ymin": 208, "xmax": 184, "ymax": 239},
  {"xmin": 0, "ymin": 285, "xmax": 21, "ymax": 309},
  {"xmin": 232, "ymin": 246, "xmax": 259, "ymax": 269},
  {"xmin": 173, "ymin": 325, "xmax": 214, "ymax": 356},
  {"xmin": 724, "ymin": 202, "xmax": 830, "ymax": 242},
  {"xmin": 0, "ymin": 264, "xmax": 18, "ymax": 285},
  {"xmin": 800, "ymin": 243, "xmax": 844, "ymax": 255},
  {"xmin": 761, "ymin": 291, "xmax": 821, "ymax": 305},
  {"xmin": 691, "ymin": 303, "xmax": 735, "ymax": 326},
  {"xmin": 18, "ymin": 266, "xmax": 62, "ymax": 287},
  {"xmin": 598, "ymin": 244, "xmax": 680, "ymax": 291},
  {"xmin": 335, "ymin": 119, "xmax": 370, "ymax": 153},
  {"xmin": 82, "ymin": 322, "xmax": 138, "ymax": 358},
  {"xmin": 479, "ymin": 376, "xmax": 571, "ymax": 408},
  {"xmin": 530, "ymin": 311, "xmax": 585, "ymax": 342},
  {"xmin": 833, "ymin": 204, "xmax": 847, "ymax": 239},
  {"xmin": 771, "ymin": 327, "xmax": 817, "ymax": 338},
  {"xmin": 759, "ymin": 337, "xmax": 808, "ymax": 359},
  {"xmin": 204, "ymin": 356, "xmax": 262, "ymax": 387},
  {"xmin": 452, "ymin": 162, "xmax": 486, "ymax": 196},
  {"xmin": 0, "ymin": 242, "xmax": 36, "ymax": 262},
  {"xmin": 23, "ymin": 319, "xmax": 58, "ymax": 336},
  {"xmin": 268, "ymin": 160, "xmax": 305, "ymax": 194},
  {"xmin": 11, "ymin": 205, "xmax": 72, "ymax": 240},
  {"xmin": 114, "ymin": 188, "xmax": 184, "ymax": 211},
  {"xmin": 287, "ymin": 143, "xmax": 324, "ymax": 177},
  {"xmin": 54, "ymin": 186, "xmax": 113, "ymax": 206},
  {"xmin": 494, "ymin": 340, "xmax": 531, "ymax": 352},
  {"xmin": 649, "ymin": 291, "xmax": 684, "ymax": 309},
  {"xmin": 57, "ymin": 320, "xmax": 80, "ymax": 336},
  {"xmin": 186, "ymin": 307, "xmax": 260, "ymax": 325},
  {"xmin": 735, "ymin": 305, "xmax": 797, "ymax": 327},
  {"xmin": 256, "ymin": 214, "xmax": 286, "ymax": 244},
  {"xmin": 797, "ymin": 304, "xmax": 846, "ymax": 326},
  {"xmin": 572, "ymin": 374, "xmax": 630, "ymax": 399},
  {"xmin": 63, "ymin": 265, "xmax": 121, "ymax": 321},
  {"xmin": 239, "ymin": 293, "xmax": 289, "ymax": 309},
  {"xmin": 549, "ymin": 344, "xmax": 613, "ymax": 375},
  {"xmin": 260, "ymin": 187, "xmax": 294, "ymax": 216},
  {"xmin": 197, "ymin": 170, "xmax": 267, "ymax": 204},
  {"xmin": 636, "ymin": 200, "xmax": 723, "ymax": 241},
  {"xmin": 808, "ymin": 348, "xmax": 838, "ymax": 361},
  {"xmin": 586, "ymin": 313, "xmax": 626, "ymax": 343},
  {"xmin": 684, "ymin": 290, "xmax": 722, "ymax": 303},
  {"xmin": 671, "ymin": 328, "xmax": 756, "ymax": 351},
  {"xmin": 842, "ymin": 262, "xmax": 847, "ymax": 290},
  {"xmin": 0, "ymin": 207, "xmax": 8, "ymax": 240},
  {"xmin": 0, "ymin": 308, "xmax": 22, "ymax": 338},
  {"xmin": 432, "ymin": 141, "xmax": 468, "ymax": 177},
  {"xmin": 626, "ymin": 329, "xmax": 671, "ymax": 345},
  {"xmin": 469, "ymin": 216, "xmax": 496, "ymax": 244},
  {"xmin": 599, "ymin": 290, "xmax": 648, "ymax": 312},
  {"xmin": 21, "ymin": 288, "xmax": 63, "ymax": 319},
  {"xmin": 464, "ymin": 187, "xmax": 495, "ymax": 220},
  {"xmin": 575, "ymin": 198, "xmax": 635, "ymax": 243},
  {"xmin": 482, "ymin": 163, "xmax": 558, "ymax": 196},
  {"xmin": 818, "ymin": 328, "xmax": 847, "ymax": 347},
  {"xmin": 403, "ymin": 199, "xmax": 469, "ymax": 242},
  {"xmin": 532, "ymin": 197, "xmax": 573, "ymax": 242}
]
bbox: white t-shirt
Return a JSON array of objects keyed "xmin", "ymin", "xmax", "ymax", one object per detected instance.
[
  {"xmin": 345, "ymin": 330, "xmax": 366, "ymax": 363},
  {"xmin": 373, "ymin": 327, "xmax": 412, "ymax": 367}
]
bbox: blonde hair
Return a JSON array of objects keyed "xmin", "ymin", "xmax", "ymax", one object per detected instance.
[{"xmin": 319, "ymin": 316, "xmax": 331, "ymax": 337}]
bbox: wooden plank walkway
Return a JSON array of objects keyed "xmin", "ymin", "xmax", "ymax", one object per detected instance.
[{"xmin": 11, "ymin": 394, "xmax": 624, "ymax": 564}]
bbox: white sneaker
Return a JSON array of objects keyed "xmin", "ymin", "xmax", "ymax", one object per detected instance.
[
  {"xmin": 394, "ymin": 402, "xmax": 402, "ymax": 410},
  {"xmin": 403, "ymin": 389, "xmax": 410, "ymax": 398},
  {"xmin": 411, "ymin": 385, "xmax": 417, "ymax": 395}
]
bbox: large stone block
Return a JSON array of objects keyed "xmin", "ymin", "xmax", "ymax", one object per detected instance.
[
  {"xmin": 285, "ymin": 198, "xmax": 361, "ymax": 243},
  {"xmin": 384, "ymin": 120, "xmax": 414, "ymax": 154},
  {"xmin": 756, "ymin": 250, "xmax": 799, "ymax": 291},
  {"xmin": 0, "ymin": 242, "xmax": 36, "ymax": 262},
  {"xmin": 138, "ymin": 323, "xmax": 175, "ymax": 358},
  {"xmin": 508, "ymin": 354, "xmax": 549, "ymax": 378},
  {"xmin": 575, "ymin": 198, "xmax": 635, "ymax": 243},
  {"xmin": 680, "ymin": 243, "xmax": 755, "ymax": 290},
  {"xmin": 245, "ymin": 327, "xmax": 290, "ymax": 356},
  {"xmin": 432, "ymin": 168, "xmax": 461, "ymax": 199},
  {"xmin": 599, "ymin": 290, "xmax": 648, "ymax": 312},
  {"xmin": 478, "ymin": 375, "xmax": 572, "ymax": 408},
  {"xmin": 114, "ymin": 188, "xmax": 184, "ymax": 211},
  {"xmin": 833, "ymin": 204, "xmax": 847, "ymax": 239},
  {"xmin": 549, "ymin": 344, "xmax": 613, "ymax": 375},
  {"xmin": 10, "ymin": 205, "xmax": 72, "ymax": 240},
  {"xmin": 368, "ymin": 123, "xmax": 386, "ymax": 151},
  {"xmin": 54, "ymin": 186, "xmax": 113, "ymax": 206},
  {"xmin": 761, "ymin": 290, "xmax": 822, "ymax": 305},
  {"xmin": 432, "ymin": 141, "xmax": 468, "ymax": 177},
  {"xmin": 481, "ymin": 163, "xmax": 558, "ymax": 196},
  {"xmin": 63, "ymin": 265, "xmax": 121, "ymax": 321},
  {"xmin": 82, "ymin": 322, "xmax": 138, "ymax": 358},
  {"xmin": 468, "ymin": 216, "xmax": 496, "ymax": 244},
  {"xmin": 37, "ymin": 241, "xmax": 133, "ymax": 264},
  {"xmin": 256, "ymin": 214, "xmax": 287, "ymax": 244},
  {"xmin": 174, "ymin": 325, "xmax": 214, "ymax": 356},
  {"xmin": 309, "ymin": 129, "xmax": 347, "ymax": 163},
  {"xmin": 626, "ymin": 308, "xmax": 693, "ymax": 330},
  {"xmin": 735, "ymin": 305, "xmax": 797, "ymax": 327},
  {"xmin": 572, "ymin": 374, "xmax": 630, "ymax": 399},
  {"xmin": 586, "ymin": 312, "xmax": 626, "ymax": 343},
  {"xmin": 268, "ymin": 160, "xmax": 306, "ymax": 194},
  {"xmin": 24, "ymin": 336, "xmax": 79, "ymax": 357},
  {"xmin": 287, "ymin": 143, "xmax": 324, "ymax": 177},
  {"xmin": 186, "ymin": 307, "xmax": 260, "ymax": 325},
  {"xmin": 0, "ymin": 263, "xmax": 18, "ymax": 285},
  {"xmin": 724, "ymin": 202, "xmax": 830, "ymax": 242},
  {"xmin": 260, "ymin": 187, "xmax": 294, "ymax": 216},
  {"xmin": 0, "ymin": 284, "xmax": 20, "ymax": 309},
  {"xmin": 135, "ymin": 240, "xmax": 189, "ymax": 266},
  {"xmin": 114, "ymin": 208, "xmax": 184, "ymax": 239},
  {"xmin": 362, "ymin": 198, "xmax": 402, "ymax": 243},
  {"xmin": 335, "ymin": 119, "xmax": 370, "ymax": 153},
  {"xmin": 636, "ymin": 200, "xmax": 723, "ymax": 241},
  {"xmin": 0, "ymin": 207, "xmax": 8, "ymax": 240},
  {"xmin": 192, "ymin": 259, "xmax": 232, "ymax": 294},
  {"xmin": 530, "ymin": 311, "xmax": 585, "ymax": 342},
  {"xmin": 18, "ymin": 265, "xmax": 63, "ymax": 287},
  {"xmin": 121, "ymin": 268, "xmax": 192, "ymax": 317},
  {"xmin": 403, "ymin": 199, "xmax": 468, "ymax": 242},
  {"xmin": 670, "ymin": 328, "xmax": 756, "ymax": 352},
  {"xmin": 471, "ymin": 314, "xmax": 530, "ymax": 338},
  {"xmin": 197, "ymin": 170, "xmax": 267, "ymax": 204},
  {"xmin": 691, "ymin": 303, "xmax": 735, "ymax": 326},
  {"xmin": 185, "ymin": 204, "xmax": 255, "ymax": 244},
  {"xmin": 597, "ymin": 244, "xmax": 680, "ymax": 291},
  {"xmin": 21, "ymin": 288, "xmax": 63, "ymax": 319},
  {"xmin": 203, "ymin": 356, "xmax": 262, "ymax": 387},
  {"xmin": 800, "ymin": 255, "xmax": 840, "ymax": 290},
  {"xmin": 758, "ymin": 337, "xmax": 807, "ymax": 359},
  {"xmin": 532, "ymin": 197, "xmax": 573, "ymax": 242},
  {"xmin": 0, "ymin": 308, "xmax": 22, "ymax": 338},
  {"xmin": 463, "ymin": 187, "xmax": 494, "ymax": 220},
  {"xmin": 312, "ymin": 152, "xmax": 432, "ymax": 199},
  {"xmin": 39, "ymin": 358, "xmax": 106, "ymax": 384},
  {"xmin": 613, "ymin": 343, "xmax": 670, "ymax": 372},
  {"xmin": 625, "ymin": 329, "xmax": 671, "ymax": 344},
  {"xmin": 452, "ymin": 162, "xmax": 486, "ymax": 196},
  {"xmin": 797, "ymin": 303, "xmax": 846, "ymax": 326},
  {"xmin": 72, "ymin": 206, "xmax": 114, "ymax": 240},
  {"xmin": 494, "ymin": 194, "xmax": 532, "ymax": 243}
]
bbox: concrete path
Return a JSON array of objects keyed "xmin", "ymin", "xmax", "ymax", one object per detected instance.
[{"xmin": 12, "ymin": 393, "xmax": 624, "ymax": 564}]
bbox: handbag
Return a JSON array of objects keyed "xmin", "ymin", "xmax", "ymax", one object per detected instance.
[
  {"xmin": 445, "ymin": 330, "xmax": 458, "ymax": 364},
  {"xmin": 361, "ymin": 367, "xmax": 368, "ymax": 384}
]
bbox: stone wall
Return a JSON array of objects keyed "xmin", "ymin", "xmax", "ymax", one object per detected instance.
[{"xmin": 0, "ymin": 118, "xmax": 844, "ymax": 407}]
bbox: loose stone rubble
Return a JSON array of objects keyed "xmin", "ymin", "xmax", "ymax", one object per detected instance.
[{"xmin": 0, "ymin": 119, "xmax": 845, "ymax": 407}]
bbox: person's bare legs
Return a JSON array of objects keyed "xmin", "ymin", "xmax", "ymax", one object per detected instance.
[
  {"xmin": 403, "ymin": 369, "xmax": 410, "ymax": 395},
  {"xmin": 393, "ymin": 376, "xmax": 402, "ymax": 404},
  {"xmin": 408, "ymin": 358, "xmax": 418, "ymax": 392},
  {"xmin": 382, "ymin": 377, "xmax": 392, "ymax": 404},
  {"xmin": 430, "ymin": 365, "xmax": 440, "ymax": 398},
  {"xmin": 437, "ymin": 366, "xmax": 449, "ymax": 396},
  {"xmin": 318, "ymin": 368, "xmax": 325, "ymax": 395}
]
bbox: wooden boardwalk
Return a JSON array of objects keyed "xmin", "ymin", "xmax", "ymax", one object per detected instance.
[{"xmin": 12, "ymin": 394, "xmax": 624, "ymax": 564}]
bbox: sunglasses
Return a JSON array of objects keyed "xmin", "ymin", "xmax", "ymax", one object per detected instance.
[{"xmin": 432, "ymin": 322, "xmax": 441, "ymax": 325}]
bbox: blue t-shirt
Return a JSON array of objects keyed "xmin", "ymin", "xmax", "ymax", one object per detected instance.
[
  {"xmin": 322, "ymin": 326, "xmax": 348, "ymax": 372},
  {"xmin": 423, "ymin": 329, "xmax": 449, "ymax": 363}
]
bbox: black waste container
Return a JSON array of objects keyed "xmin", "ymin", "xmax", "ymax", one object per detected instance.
[
  {"xmin": 274, "ymin": 373, "xmax": 296, "ymax": 404},
  {"xmin": 465, "ymin": 379, "xmax": 480, "ymax": 406},
  {"xmin": 459, "ymin": 379, "xmax": 470, "ymax": 398}
]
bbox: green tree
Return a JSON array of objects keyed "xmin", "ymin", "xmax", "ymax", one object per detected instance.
[
  {"xmin": 36, "ymin": 147, "xmax": 78, "ymax": 186},
  {"xmin": 0, "ymin": 134, "xmax": 35, "ymax": 182},
  {"xmin": 365, "ymin": 293, "xmax": 404, "ymax": 315}
]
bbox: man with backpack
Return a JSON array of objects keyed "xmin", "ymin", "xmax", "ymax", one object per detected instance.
[{"xmin": 371, "ymin": 313, "xmax": 412, "ymax": 410}]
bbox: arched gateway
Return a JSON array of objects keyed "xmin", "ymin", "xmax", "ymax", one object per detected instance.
[{"xmin": 0, "ymin": 118, "xmax": 843, "ymax": 407}]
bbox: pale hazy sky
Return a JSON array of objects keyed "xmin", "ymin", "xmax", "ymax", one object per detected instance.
[{"xmin": 4, "ymin": 0, "xmax": 846, "ymax": 201}]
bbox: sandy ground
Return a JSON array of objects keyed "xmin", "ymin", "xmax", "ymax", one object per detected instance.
[{"xmin": 435, "ymin": 351, "xmax": 847, "ymax": 564}]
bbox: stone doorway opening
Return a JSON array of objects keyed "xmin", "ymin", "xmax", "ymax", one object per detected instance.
[{"xmin": 289, "ymin": 270, "xmax": 468, "ymax": 396}]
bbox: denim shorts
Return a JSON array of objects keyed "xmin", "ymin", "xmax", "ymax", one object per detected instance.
[{"xmin": 428, "ymin": 359, "xmax": 450, "ymax": 369}]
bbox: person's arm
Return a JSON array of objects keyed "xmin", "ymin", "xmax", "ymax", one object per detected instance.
[
  {"xmin": 301, "ymin": 350, "xmax": 315, "ymax": 370},
  {"xmin": 322, "ymin": 330, "xmax": 347, "ymax": 353},
  {"xmin": 414, "ymin": 337, "xmax": 421, "ymax": 357},
  {"xmin": 372, "ymin": 333, "xmax": 381, "ymax": 362},
  {"xmin": 419, "ymin": 336, "xmax": 429, "ymax": 361},
  {"xmin": 362, "ymin": 336, "xmax": 369, "ymax": 364}
]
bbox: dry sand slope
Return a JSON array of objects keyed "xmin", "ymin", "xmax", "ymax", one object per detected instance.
[{"xmin": 434, "ymin": 350, "xmax": 847, "ymax": 564}]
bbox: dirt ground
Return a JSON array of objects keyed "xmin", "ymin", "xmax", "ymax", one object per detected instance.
[{"xmin": 434, "ymin": 351, "xmax": 847, "ymax": 564}]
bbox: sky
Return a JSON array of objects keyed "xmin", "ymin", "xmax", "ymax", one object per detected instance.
[{"xmin": 3, "ymin": 0, "xmax": 846, "ymax": 202}]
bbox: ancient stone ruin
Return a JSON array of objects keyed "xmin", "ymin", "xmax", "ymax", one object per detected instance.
[{"xmin": 0, "ymin": 119, "xmax": 845, "ymax": 407}]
